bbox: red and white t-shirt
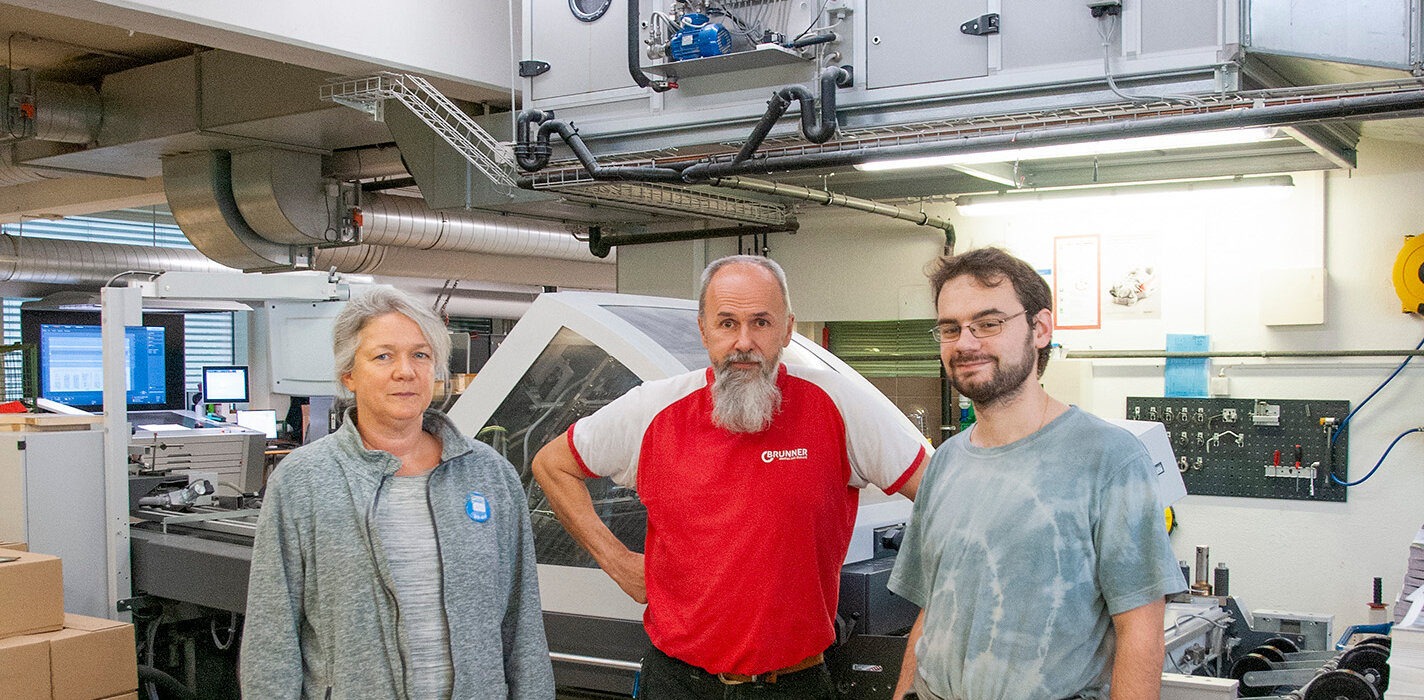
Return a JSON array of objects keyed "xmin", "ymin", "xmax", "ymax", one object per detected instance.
[{"xmin": 568, "ymin": 363, "xmax": 928, "ymax": 675}]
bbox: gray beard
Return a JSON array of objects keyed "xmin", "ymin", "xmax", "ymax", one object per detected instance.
[{"xmin": 710, "ymin": 350, "xmax": 782, "ymax": 433}]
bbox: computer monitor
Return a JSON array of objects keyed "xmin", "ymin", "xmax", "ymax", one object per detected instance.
[
  {"xmin": 20, "ymin": 309, "xmax": 186, "ymax": 412},
  {"xmin": 202, "ymin": 366, "xmax": 249, "ymax": 403},
  {"xmin": 236, "ymin": 409, "xmax": 279, "ymax": 439}
]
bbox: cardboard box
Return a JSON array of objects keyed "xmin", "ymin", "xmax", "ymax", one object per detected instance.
[
  {"xmin": 0, "ymin": 541, "xmax": 28, "ymax": 551},
  {"xmin": 0, "ymin": 633, "xmax": 51, "ymax": 700},
  {"xmin": 96, "ymin": 695, "xmax": 138, "ymax": 700},
  {"xmin": 0, "ymin": 548, "xmax": 64, "ymax": 640},
  {"xmin": 48, "ymin": 614, "xmax": 138, "ymax": 700}
]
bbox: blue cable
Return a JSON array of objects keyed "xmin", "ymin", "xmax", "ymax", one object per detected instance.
[
  {"xmin": 1331, "ymin": 334, "xmax": 1424, "ymax": 446},
  {"xmin": 1331, "ymin": 427, "xmax": 1423, "ymax": 487}
]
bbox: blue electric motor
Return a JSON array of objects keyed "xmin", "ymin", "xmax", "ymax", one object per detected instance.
[{"xmin": 669, "ymin": 13, "xmax": 731, "ymax": 61}]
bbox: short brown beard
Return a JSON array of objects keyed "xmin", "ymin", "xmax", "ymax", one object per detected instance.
[{"xmin": 711, "ymin": 350, "xmax": 782, "ymax": 433}]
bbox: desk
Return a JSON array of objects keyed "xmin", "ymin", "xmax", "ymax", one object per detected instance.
[{"xmin": 262, "ymin": 448, "xmax": 294, "ymax": 487}]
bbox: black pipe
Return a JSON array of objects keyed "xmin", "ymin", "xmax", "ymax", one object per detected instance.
[
  {"xmin": 680, "ymin": 87, "xmax": 1424, "ymax": 181},
  {"xmin": 629, "ymin": 0, "xmax": 671, "ymax": 92},
  {"xmin": 536, "ymin": 120, "xmax": 685, "ymax": 182},
  {"xmin": 785, "ymin": 32, "xmax": 837, "ymax": 49},
  {"xmin": 733, "ymin": 92, "xmax": 795, "ymax": 165},
  {"xmin": 514, "ymin": 109, "xmax": 554, "ymax": 171},
  {"xmin": 734, "ymin": 66, "xmax": 851, "ymax": 165},
  {"xmin": 588, "ymin": 222, "xmax": 799, "ymax": 258},
  {"xmin": 361, "ymin": 177, "xmax": 418, "ymax": 192},
  {"xmin": 138, "ymin": 664, "xmax": 199, "ymax": 700}
]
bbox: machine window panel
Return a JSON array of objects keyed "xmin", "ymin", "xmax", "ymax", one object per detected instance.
[
  {"xmin": 478, "ymin": 327, "xmax": 646, "ymax": 568},
  {"xmin": 601, "ymin": 304, "xmax": 711, "ymax": 371}
]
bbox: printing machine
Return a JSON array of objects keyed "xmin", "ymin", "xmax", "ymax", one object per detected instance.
[
  {"xmin": 129, "ymin": 409, "xmax": 267, "ymax": 494},
  {"xmin": 118, "ymin": 290, "xmax": 1378, "ymax": 699}
]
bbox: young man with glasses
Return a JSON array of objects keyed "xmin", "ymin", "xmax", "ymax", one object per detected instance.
[{"xmin": 889, "ymin": 247, "xmax": 1183, "ymax": 700}]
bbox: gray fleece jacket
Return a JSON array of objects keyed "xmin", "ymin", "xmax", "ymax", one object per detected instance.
[{"xmin": 240, "ymin": 409, "xmax": 554, "ymax": 699}]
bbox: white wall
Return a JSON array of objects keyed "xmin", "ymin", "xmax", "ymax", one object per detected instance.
[
  {"xmin": 18, "ymin": 0, "xmax": 519, "ymax": 98},
  {"xmin": 616, "ymin": 137, "xmax": 1424, "ymax": 632},
  {"xmin": 615, "ymin": 212, "xmax": 951, "ymax": 319}
]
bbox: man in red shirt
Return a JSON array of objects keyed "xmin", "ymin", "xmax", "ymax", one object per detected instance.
[{"xmin": 533, "ymin": 255, "xmax": 931, "ymax": 699}]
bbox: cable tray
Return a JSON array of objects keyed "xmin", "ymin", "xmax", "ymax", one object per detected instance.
[
  {"xmin": 321, "ymin": 72, "xmax": 517, "ymax": 187},
  {"xmin": 538, "ymin": 179, "xmax": 789, "ymax": 226}
]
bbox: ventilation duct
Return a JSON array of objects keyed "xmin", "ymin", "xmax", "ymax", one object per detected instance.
[
  {"xmin": 0, "ymin": 144, "xmax": 58, "ymax": 188},
  {"xmin": 312, "ymin": 244, "xmax": 615, "ymax": 290},
  {"xmin": 163, "ymin": 150, "xmax": 307, "ymax": 271},
  {"xmin": 2, "ymin": 71, "xmax": 103, "ymax": 145},
  {"xmin": 230, "ymin": 148, "xmax": 333, "ymax": 245},
  {"xmin": 359, "ymin": 193, "xmax": 599, "ymax": 262},
  {"xmin": 0, "ymin": 234, "xmax": 233, "ymax": 285}
]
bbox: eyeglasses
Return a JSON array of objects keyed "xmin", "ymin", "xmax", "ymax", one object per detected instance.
[{"xmin": 930, "ymin": 310, "xmax": 1028, "ymax": 344}]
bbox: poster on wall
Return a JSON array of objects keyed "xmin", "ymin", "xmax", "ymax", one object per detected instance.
[
  {"xmin": 1102, "ymin": 233, "xmax": 1163, "ymax": 320},
  {"xmin": 1053, "ymin": 235, "xmax": 1100, "ymax": 329}
]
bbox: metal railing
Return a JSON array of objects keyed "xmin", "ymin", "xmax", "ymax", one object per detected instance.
[{"xmin": 321, "ymin": 72, "xmax": 517, "ymax": 187}]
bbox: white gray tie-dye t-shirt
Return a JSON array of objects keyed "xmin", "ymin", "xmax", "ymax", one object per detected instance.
[{"xmin": 888, "ymin": 407, "xmax": 1185, "ymax": 700}]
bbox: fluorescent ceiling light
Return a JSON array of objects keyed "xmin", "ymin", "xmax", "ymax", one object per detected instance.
[
  {"xmin": 952, "ymin": 175, "xmax": 1294, "ymax": 217},
  {"xmin": 854, "ymin": 128, "xmax": 1281, "ymax": 171}
]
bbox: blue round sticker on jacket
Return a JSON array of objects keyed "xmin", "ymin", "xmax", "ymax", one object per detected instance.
[{"xmin": 466, "ymin": 492, "xmax": 490, "ymax": 523}]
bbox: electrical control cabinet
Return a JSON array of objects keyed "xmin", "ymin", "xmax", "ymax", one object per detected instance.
[{"xmin": 1124, "ymin": 397, "xmax": 1350, "ymax": 502}]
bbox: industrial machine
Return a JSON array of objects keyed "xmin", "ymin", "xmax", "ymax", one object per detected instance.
[{"xmin": 129, "ymin": 410, "xmax": 267, "ymax": 494}]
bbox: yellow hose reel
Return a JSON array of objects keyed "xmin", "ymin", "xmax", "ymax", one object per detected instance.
[{"xmin": 1395, "ymin": 234, "xmax": 1424, "ymax": 314}]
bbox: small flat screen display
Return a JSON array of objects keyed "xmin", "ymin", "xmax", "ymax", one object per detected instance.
[
  {"xmin": 236, "ymin": 409, "xmax": 279, "ymax": 439},
  {"xmin": 202, "ymin": 366, "xmax": 249, "ymax": 403}
]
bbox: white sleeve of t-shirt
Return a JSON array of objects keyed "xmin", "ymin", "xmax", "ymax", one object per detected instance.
[
  {"xmin": 566, "ymin": 370, "xmax": 708, "ymax": 489},
  {"xmin": 788, "ymin": 365, "xmax": 931, "ymax": 492}
]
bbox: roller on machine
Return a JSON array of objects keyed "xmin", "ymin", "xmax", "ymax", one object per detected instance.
[{"xmin": 1229, "ymin": 637, "xmax": 1391, "ymax": 700}]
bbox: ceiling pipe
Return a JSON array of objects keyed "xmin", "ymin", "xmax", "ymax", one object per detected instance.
[
  {"xmin": 587, "ymin": 221, "xmax": 800, "ymax": 257},
  {"xmin": 311, "ymin": 244, "xmax": 616, "ymax": 289},
  {"xmin": 734, "ymin": 66, "xmax": 853, "ymax": 165},
  {"xmin": 707, "ymin": 175, "xmax": 956, "ymax": 244},
  {"xmin": 0, "ymin": 234, "xmax": 235, "ymax": 285},
  {"xmin": 2, "ymin": 70, "xmax": 103, "ymax": 145},
  {"xmin": 359, "ymin": 193, "xmax": 603, "ymax": 263}
]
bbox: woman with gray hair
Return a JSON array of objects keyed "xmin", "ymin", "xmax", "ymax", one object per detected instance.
[{"xmin": 241, "ymin": 286, "xmax": 554, "ymax": 699}]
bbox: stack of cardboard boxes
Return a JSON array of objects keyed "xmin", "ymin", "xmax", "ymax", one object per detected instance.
[{"xmin": 0, "ymin": 547, "xmax": 139, "ymax": 700}]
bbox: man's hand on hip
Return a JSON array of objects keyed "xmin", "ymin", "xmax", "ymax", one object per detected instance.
[{"xmin": 609, "ymin": 549, "xmax": 647, "ymax": 603}]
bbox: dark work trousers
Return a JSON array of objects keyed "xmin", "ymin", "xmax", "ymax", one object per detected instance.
[{"xmin": 638, "ymin": 645, "xmax": 835, "ymax": 700}]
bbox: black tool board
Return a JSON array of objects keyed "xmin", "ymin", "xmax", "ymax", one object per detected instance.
[{"xmin": 1125, "ymin": 397, "xmax": 1350, "ymax": 502}]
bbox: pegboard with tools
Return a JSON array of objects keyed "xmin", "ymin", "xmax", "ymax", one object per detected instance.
[{"xmin": 1124, "ymin": 397, "xmax": 1350, "ymax": 502}]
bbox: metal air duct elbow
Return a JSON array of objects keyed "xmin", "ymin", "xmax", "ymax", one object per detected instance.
[
  {"xmin": 163, "ymin": 151, "xmax": 306, "ymax": 271},
  {"xmin": 230, "ymin": 148, "xmax": 334, "ymax": 245}
]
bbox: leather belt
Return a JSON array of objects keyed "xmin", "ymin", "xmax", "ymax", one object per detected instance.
[{"xmin": 716, "ymin": 652, "xmax": 825, "ymax": 685}]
